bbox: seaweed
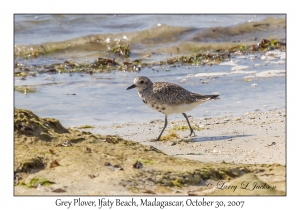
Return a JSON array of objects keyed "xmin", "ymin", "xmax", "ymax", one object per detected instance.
[
  {"xmin": 14, "ymin": 37, "xmax": 285, "ymax": 78},
  {"xmin": 78, "ymin": 124, "xmax": 95, "ymax": 129}
]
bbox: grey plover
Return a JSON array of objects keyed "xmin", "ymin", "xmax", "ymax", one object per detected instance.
[{"xmin": 126, "ymin": 76, "xmax": 219, "ymax": 141}]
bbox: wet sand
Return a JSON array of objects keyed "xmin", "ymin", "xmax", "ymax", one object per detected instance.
[{"xmin": 91, "ymin": 109, "xmax": 286, "ymax": 165}]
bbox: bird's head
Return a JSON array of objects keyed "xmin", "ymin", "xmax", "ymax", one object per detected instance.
[{"xmin": 126, "ymin": 76, "xmax": 152, "ymax": 92}]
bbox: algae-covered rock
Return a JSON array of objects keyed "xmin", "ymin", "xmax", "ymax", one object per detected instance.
[{"xmin": 14, "ymin": 108, "xmax": 69, "ymax": 142}]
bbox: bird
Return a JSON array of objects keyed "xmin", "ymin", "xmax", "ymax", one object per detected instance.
[{"xmin": 126, "ymin": 76, "xmax": 219, "ymax": 141}]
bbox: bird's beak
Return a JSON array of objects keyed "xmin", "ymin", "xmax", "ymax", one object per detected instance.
[{"xmin": 126, "ymin": 84, "xmax": 136, "ymax": 90}]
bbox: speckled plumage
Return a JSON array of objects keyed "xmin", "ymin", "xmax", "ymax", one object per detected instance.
[
  {"xmin": 150, "ymin": 82, "xmax": 211, "ymax": 104},
  {"xmin": 126, "ymin": 76, "xmax": 219, "ymax": 141}
]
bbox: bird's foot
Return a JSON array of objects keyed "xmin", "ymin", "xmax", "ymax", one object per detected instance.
[
  {"xmin": 184, "ymin": 132, "xmax": 196, "ymax": 139},
  {"xmin": 189, "ymin": 131, "xmax": 196, "ymax": 137}
]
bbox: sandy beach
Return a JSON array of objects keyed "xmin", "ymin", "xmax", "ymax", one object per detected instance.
[{"xmin": 94, "ymin": 109, "xmax": 286, "ymax": 165}]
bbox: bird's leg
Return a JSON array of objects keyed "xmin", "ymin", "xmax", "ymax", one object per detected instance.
[
  {"xmin": 182, "ymin": 113, "xmax": 196, "ymax": 137},
  {"xmin": 155, "ymin": 115, "xmax": 168, "ymax": 141}
]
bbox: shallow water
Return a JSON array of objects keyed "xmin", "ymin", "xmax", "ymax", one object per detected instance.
[
  {"xmin": 14, "ymin": 14, "xmax": 285, "ymax": 61},
  {"xmin": 14, "ymin": 14, "xmax": 286, "ymax": 127},
  {"xmin": 15, "ymin": 51, "xmax": 285, "ymax": 127},
  {"xmin": 15, "ymin": 14, "xmax": 285, "ymax": 45}
]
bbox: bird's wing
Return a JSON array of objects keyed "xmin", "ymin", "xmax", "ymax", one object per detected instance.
[{"xmin": 152, "ymin": 82, "xmax": 210, "ymax": 105}]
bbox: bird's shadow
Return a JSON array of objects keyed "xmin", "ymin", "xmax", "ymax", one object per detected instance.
[{"xmin": 190, "ymin": 134, "xmax": 253, "ymax": 142}]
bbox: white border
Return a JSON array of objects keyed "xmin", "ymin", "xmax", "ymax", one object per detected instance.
[{"xmin": 4, "ymin": 1, "xmax": 296, "ymax": 209}]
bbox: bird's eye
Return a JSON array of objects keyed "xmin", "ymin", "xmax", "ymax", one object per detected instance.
[{"xmin": 140, "ymin": 80, "xmax": 144, "ymax": 84}]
